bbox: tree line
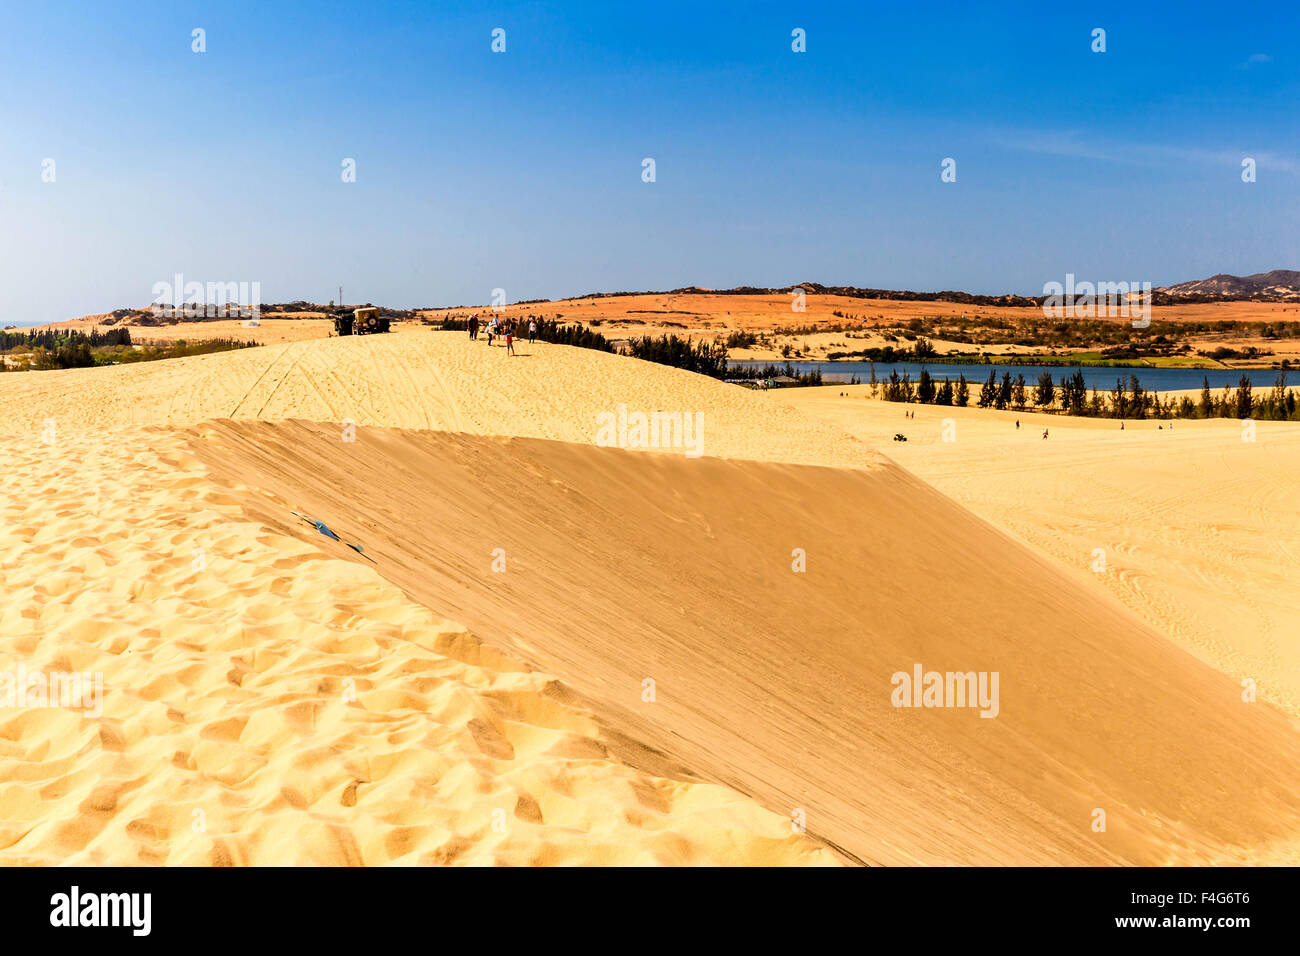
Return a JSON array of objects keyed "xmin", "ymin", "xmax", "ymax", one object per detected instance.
[
  {"xmin": 1, "ymin": 327, "xmax": 132, "ymax": 351},
  {"xmin": 875, "ymin": 367, "xmax": 1300, "ymax": 421},
  {"xmin": 439, "ymin": 315, "xmax": 615, "ymax": 352},
  {"xmin": 1, "ymin": 327, "xmax": 257, "ymax": 372},
  {"xmin": 441, "ymin": 316, "xmax": 755, "ymax": 381},
  {"xmin": 724, "ymin": 361, "xmax": 824, "ymax": 386}
]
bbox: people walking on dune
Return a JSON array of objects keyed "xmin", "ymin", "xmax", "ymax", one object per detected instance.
[
  {"xmin": 506, "ymin": 327, "xmax": 515, "ymax": 355},
  {"xmin": 1042, "ymin": 428, "xmax": 1049, "ymax": 440},
  {"xmin": 469, "ymin": 314, "xmax": 479, "ymax": 340},
  {"xmin": 528, "ymin": 318, "xmax": 537, "ymax": 344},
  {"xmin": 1015, "ymin": 420, "xmax": 1020, "ymax": 430}
]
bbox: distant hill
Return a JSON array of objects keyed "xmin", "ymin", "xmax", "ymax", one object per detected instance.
[
  {"xmin": 570, "ymin": 282, "xmax": 1043, "ymax": 308},
  {"xmin": 564, "ymin": 274, "xmax": 1300, "ymax": 306},
  {"xmin": 1158, "ymin": 270, "xmax": 1300, "ymax": 301},
  {"xmin": 39, "ymin": 271, "xmax": 1300, "ymax": 329},
  {"xmin": 51, "ymin": 302, "xmax": 422, "ymax": 329}
]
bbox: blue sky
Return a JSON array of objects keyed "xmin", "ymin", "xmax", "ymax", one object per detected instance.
[{"xmin": 1, "ymin": 0, "xmax": 1297, "ymax": 324}]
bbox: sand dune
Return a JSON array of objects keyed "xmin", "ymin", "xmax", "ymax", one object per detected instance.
[
  {"xmin": 188, "ymin": 420, "xmax": 1300, "ymax": 865},
  {"xmin": 2, "ymin": 331, "xmax": 1297, "ymax": 865},
  {"xmin": 0, "ymin": 427, "xmax": 834, "ymax": 865},
  {"xmin": 0, "ymin": 331, "xmax": 878, "ymax": 469},
  {"xmin": 779, "ymin": 386, "xmax": 1300, "ymax": 718}
]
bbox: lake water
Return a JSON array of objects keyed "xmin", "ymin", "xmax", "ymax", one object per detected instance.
[{"xmin": 729, "ymin": 360, "xmax": 1291, "ymax": 392}]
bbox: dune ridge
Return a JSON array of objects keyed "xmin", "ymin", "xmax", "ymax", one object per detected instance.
[
  {"xmin": 188, "ymin": 419, "xmax": 1300, "ymax": 866},
  {"xmin": 0, "ymin": 331, "xmax": 881, "ymax": 470}
]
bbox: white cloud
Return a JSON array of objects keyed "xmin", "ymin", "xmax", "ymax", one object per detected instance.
[{"xmin": 1003, "ymin": 129, "xmax": 1298, "ymax": 176}]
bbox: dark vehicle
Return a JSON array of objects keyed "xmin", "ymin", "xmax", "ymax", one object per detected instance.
[{"xmin": 335, "ymin": 307, "xmax": 390, "ymax": 336}]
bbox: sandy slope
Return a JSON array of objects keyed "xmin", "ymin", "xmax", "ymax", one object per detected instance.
[
  {"xmin": 0, "ymin": 427, "xmax": 833, "ymax": 865},
  {"xmin": 2, "ymin": 332, "xmax": 1298, "ymax": 865},
  {"xmin": 778, "ymin": 386, "xmax": 1300, "ymax": 718},
  {"xmin": 188, "ymin": 421, "xmax": 1300, "ymax": 865},
  {"xmin": 0, "ymin": 331, "xmax": 879, "ymax": 470}
]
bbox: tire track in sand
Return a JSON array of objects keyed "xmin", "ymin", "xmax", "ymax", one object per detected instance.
[
  {"xmin": 368, "ymin": 336, "xmax": 461, "ymax": 433},
  {"xmin": 230, "ymin": 343, "xmax": 296, "ymax": 418}
]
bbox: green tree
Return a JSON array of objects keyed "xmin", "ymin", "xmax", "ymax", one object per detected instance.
[
  {"xmin": 1128, "ymin": 373, "xmax": 1146, "ymax": 419},
  {"xmin": 917, "ymin": 368, "xmax": 936, "ymax": 403},
  {"xmin": 1062, "ymin": 369, "xmax": 1087, "ymax": 415},
  {"xmin": 1034, "ymin": 371, "xmax": 1055, "ymax": 408},
  {"xmin": 899, "ymin": 371, "xmax": 915, "ymax": 403},
  {"xmin": 1268, "ymin": 372, "xmax": 1289, "ymax": 420},
  {"xmin": 994, "ymin": 372, "xmax": 1012, "ymax": 410},
  {"xmin": 1198, "ymin": 376, "xmax": 1213, "ymax": 418},
  {"xmin": 1011, "ymin": 373, "xmax": 1027, "ymax": 411},
  {"xmin": 1111, "ymin": 377, "xmax": 1127, "ymax": 419},
  {"xmin": 955, "ymin": 374, "xmax": 970, "ymax": 407},
  {"xmin": 1234, "ymin": 374, "xmax": 1254, "ymax": 419}
]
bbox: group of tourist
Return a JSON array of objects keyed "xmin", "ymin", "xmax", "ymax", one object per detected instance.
[{"xmin": 466, "ymin": 313, "xmax": 537, "ymax": 356}]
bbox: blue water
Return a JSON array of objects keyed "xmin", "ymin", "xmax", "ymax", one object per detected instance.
[{"xmin": 729, "ymin": 360, "xmax": 1291, "ymax": 392}]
